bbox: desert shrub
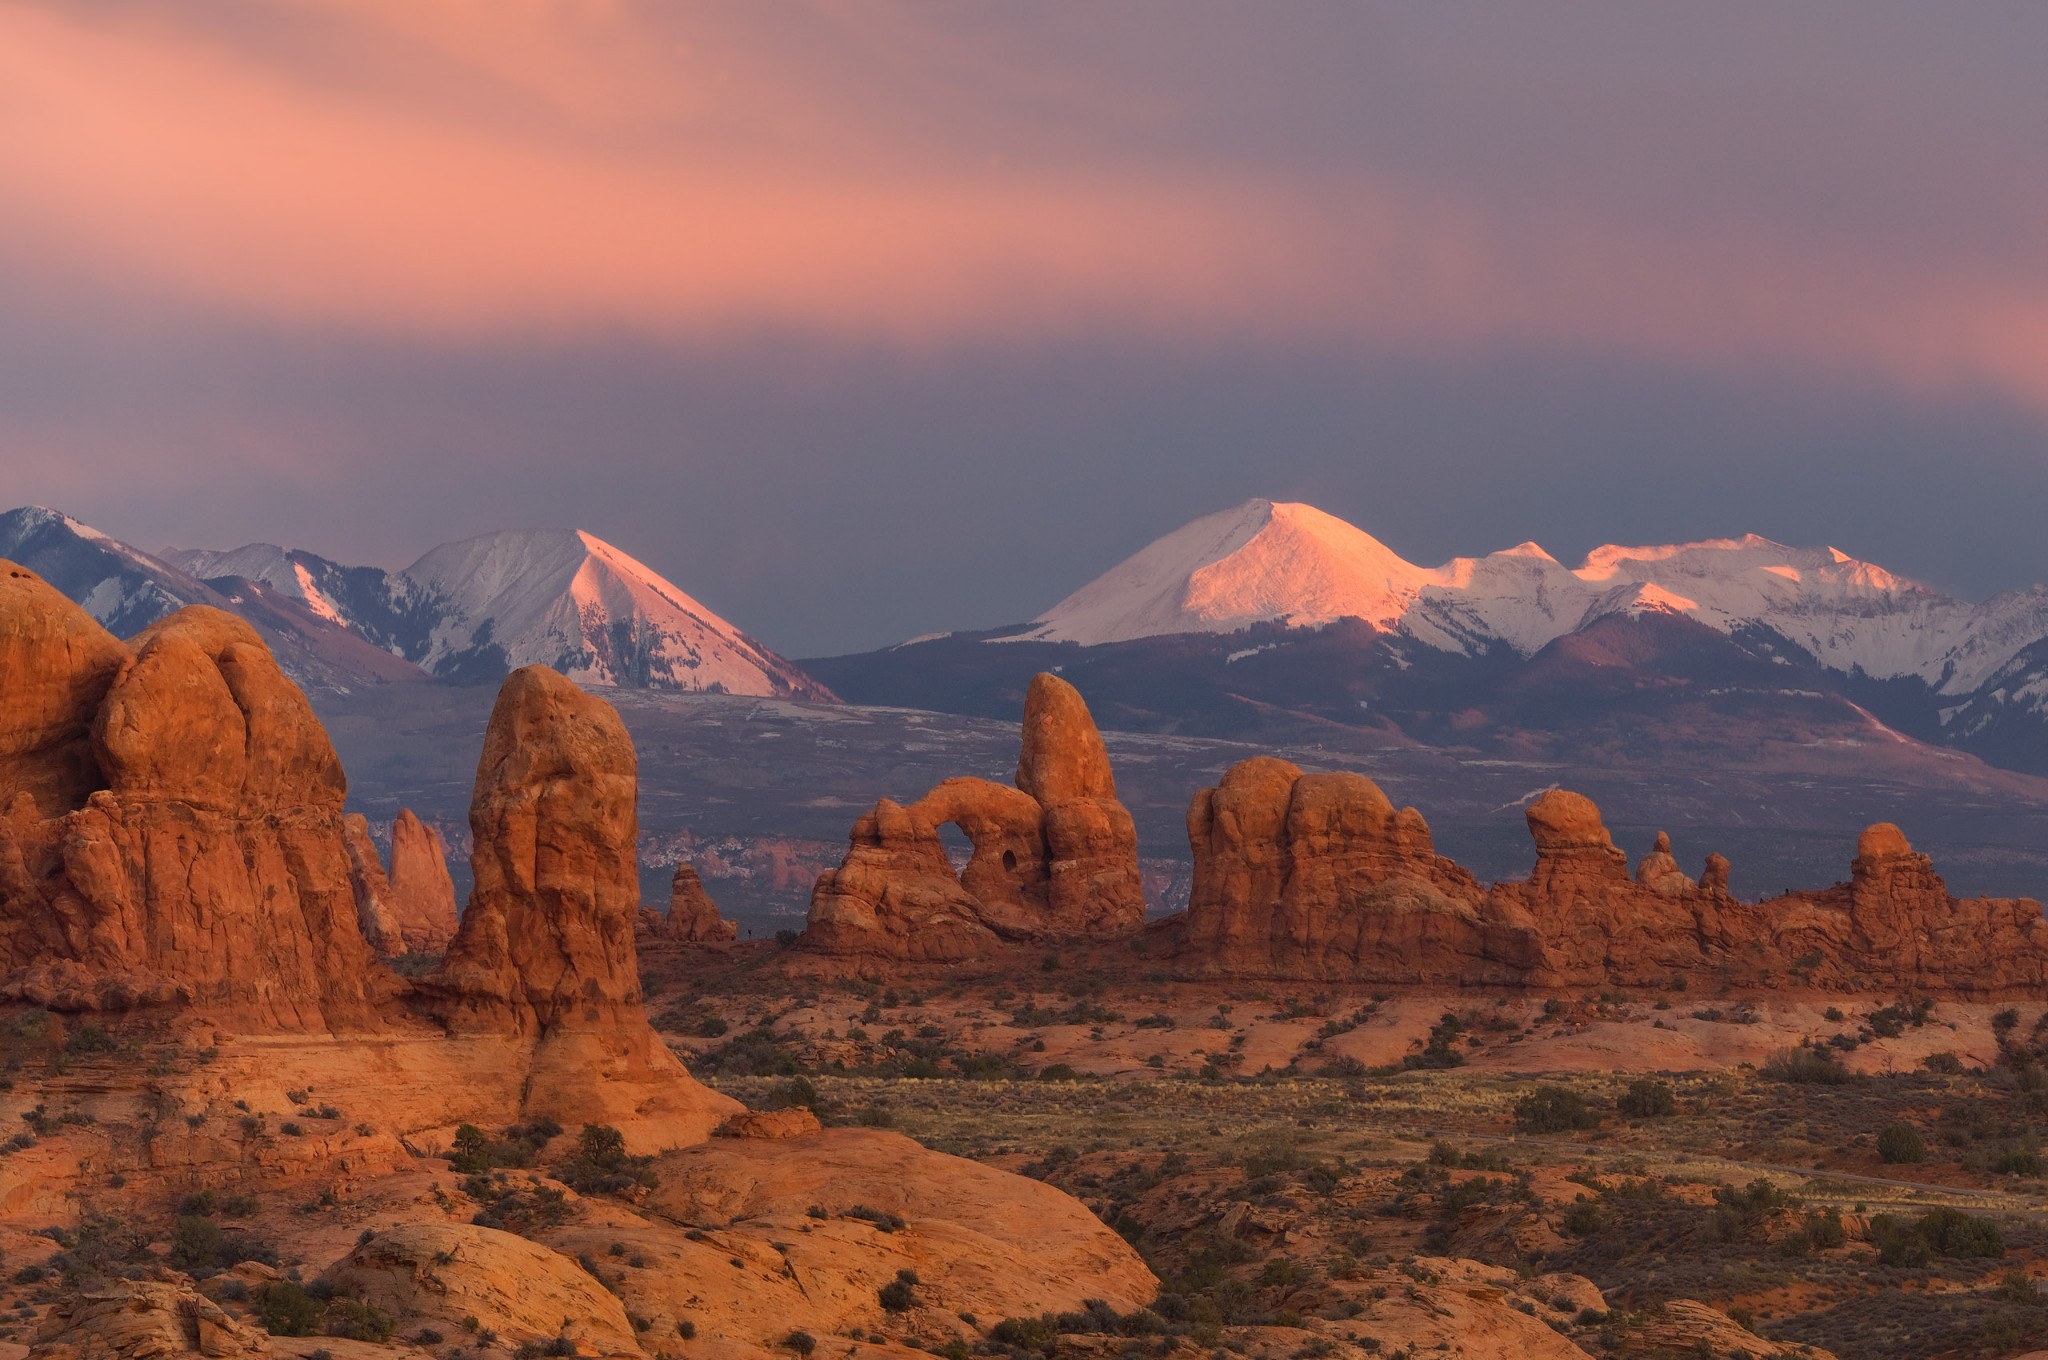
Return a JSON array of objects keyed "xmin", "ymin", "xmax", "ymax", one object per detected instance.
[
  {"xmin": 557, "ymin": 1124, "xmax": 657, "ymax": 1196},
  {"xmin": 992, "ymin": 1316, "xmax": 1058, "ymax": 1352},
  {"xmin": 1617, "ymin": 1078, "xmax": 1676, "ymax": 1118},
  {"xmin": 1404, "ymin": 1013, "xmax": 1466, "ymax": 1070},
  {"xmin": 1561, "ymin": 1198, "xmax": 1603, "ymax": 1236},
  {"xmin": 1995, "ymin": 1146, "xmax": 2045, "ymax": 1175},
  {"xmin": 1923, "ymin": 1051, "xmax": 1965, "ymax": 1075},
  {"xmin": 1793, "ymin": 1210, "xmax": 1847, "ymax": 1254},
  {"xmin": 845, "ymin": 1204, "xmax": 906, "ymax": 1233},
  {"xmin": 781, "ymin": 1330, "xmax": 815, "ymax": 1355},
  {"xmin": 256, "ymin": 1282, "xmax": 325, "ymax": 1337},
  {"xmin": 878, "ymin": 1268, "xmax": 918, "ymax": 1312},
  {"xmin": 1707, "ymin": 1178, "xmax": 1797, "ymax": 1243},
  {"xmin": 43, "ymin": 1214, "xmax": 151, "ymax": 1285},
  {"xmin": 1877, "ymin": 1123, "xmax": 1927, "ymax": 1165},
  {"xmin": 323, "ymin": 1299, "xmax": 395, "ymax": 1342},
  {"xmin": 1872, "ymin": 1208, "xmax": 2006, "ymax": 1265},
  {"xmin": 1513, "ymin": 1086, "xmax": 1600, "ymax": 1134},
  {"xmin": 1762, "ymin": 1047, "xmax": 1853, "ymax": 1085},
  {"xmin": 766, "ymin": 1077, "xmax": 817, "ymax": 1110}
]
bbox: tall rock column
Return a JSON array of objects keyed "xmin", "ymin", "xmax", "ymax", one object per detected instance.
[
  {"xmin": 1015, "ymin": 673, "xmax": 1146, "ymax": 936},
  {"xmin": 425, "ymin": 665, "xmax": 736, "ymax": 1145}
]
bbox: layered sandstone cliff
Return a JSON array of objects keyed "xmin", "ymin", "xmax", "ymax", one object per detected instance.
[
  {"xmin": 1172, "ymin": 765, "xmax": 2048, "ymax": 994},
  {"xmin": 804, "ymin": 673, "xmax": 1144, "ymax": 960}
]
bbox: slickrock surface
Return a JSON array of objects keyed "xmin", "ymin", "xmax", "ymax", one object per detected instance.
[
  {"xmin": 804, "ymin": 673, "xmax": 1143, "ymax": 960},
  {"xmin": 1172, "ymin": 758, "xmax": 2048, "ymax": 993},
  {"xmin": 320, "ymin": 1224, "xmax": 640, "ymax": 1357}
]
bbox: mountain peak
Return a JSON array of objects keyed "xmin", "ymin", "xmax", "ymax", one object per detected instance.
[{"xmin": 1022, "ymin": 498, "xmax": 1430, "ymax": 645}]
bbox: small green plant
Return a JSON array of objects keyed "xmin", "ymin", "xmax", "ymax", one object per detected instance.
[
  {"xmin": 1513, "ymin": 1085, "xmax": 1600, "ymax": 1134},
  {"xmin": 1617, "ymin": 1078, "xmax": 1676, "ymax": 1118},
  {"xmin": 1877, "ymin": 1123, "xmax": 1927, "ymax": 1165}
]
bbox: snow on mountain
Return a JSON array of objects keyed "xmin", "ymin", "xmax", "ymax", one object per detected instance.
[
  {"xmin": 402, "ymin": 528, "xmax": 832, "ymax": 698},
  {"xmin": 9, "ymin": 508, "xmax": 830, "ymax": 699},
  {"xmin": 1018, "ymin": 499, "xmax": 2048, "ymax": 695},
  {"xmin": 3, "ymin": 507, "xmax": 429, "ymax": 688},
  {"xmin": 1, "ymin": 505, "xmax": 205, "ymax": 637},
  {"xmin": 1019, "ymin": 500, "xmax": 1436, "ymax": 644}
]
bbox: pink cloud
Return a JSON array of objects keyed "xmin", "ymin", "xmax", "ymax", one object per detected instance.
[{"xmin": 1, "ymin": 1, "xmax": 2044, "ymax": 415}]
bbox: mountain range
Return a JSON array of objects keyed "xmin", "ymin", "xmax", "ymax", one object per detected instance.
[
  {"xmin": 806, "ymin": 498, "xmax": 2048, "ymax": 777},
  {"xmin": 21, "ymin": 495, "xmax": 2048, "ymax": 780},
  {"xmin": 0, "ymin": 506, "xmax": 831, "ymax": 699}
]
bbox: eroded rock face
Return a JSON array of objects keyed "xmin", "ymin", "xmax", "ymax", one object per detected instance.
[
  {"xmin": 0, "ymin": 584, "xmax": 383, "ymax": 1030},
  {"xmin": 29, "ymin": 1278, "xmax": 267, "ymax": 1360},
  {"xmin": 803, "ymin": 673, "xmax": 1142, "ymax": 959},
  {"xmin": 1634, "ymin": 831, "xmax": 1695, "ymax": 898},
  {"xmin": 0, "ymin": 563, "xmax": 128, "ymax": 817},
  {"xmin": 421, "ymin": 665, "xmax": 737, "ymax": 1143},
  {"xmin": 1174, "ymin": 767, "xmax": 2048, "ymax": 994},
  {"xmin": 386, "ymin": 808, "xmax": 461, "ymax": 955},
  {"xmin": 1183, "ymin": 759, "xmax": 1512, "ymax": 982}
]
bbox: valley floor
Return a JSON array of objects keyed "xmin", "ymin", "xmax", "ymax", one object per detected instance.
[{"xmin": 649, "ymin": 951, "xmax": 2048, "ymax": 1360}]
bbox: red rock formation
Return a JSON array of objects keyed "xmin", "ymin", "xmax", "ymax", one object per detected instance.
[
  {"xmin": 346, "ymin": 809, "xmax": 462, "ymax": 957},
  {"xmin": 1172, "ymin": 762, "xmax": 2048, "ymax": 995},
  {"xmin": 803, "ymin": 673, "xmax": 1143, "ymax": 959},
  {"xmin": 0, "ymin": 569, "xmax": 384, "ymax": 1030},
  {"xmin": 419, "ymin": 664, "xmax": 736, "ymax": 1140},
  {"xmin": 805, "ymin": 798, "xmax": 1001, "ymax": 961},
  {"xmin": 387, "ymin": 808, "xmax": 461, "ymax": 954},
  {"xmin": 638, "ymin": 861, "xmax": 739, "ymax": 943},
  {"xmin": 344, "ymin": 811, "xmax": 401, "ymax": 952}
]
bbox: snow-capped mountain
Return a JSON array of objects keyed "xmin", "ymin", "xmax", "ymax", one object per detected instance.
[
  {"xmin": 1022, "ymin": 498, "xmax": 2048, "ymax": 697},
  {"xmin": 801, "ymin": 497, "xmax": 2048, "ymax": 779},
  {"xmin": 2, "ymin": 507, "xmax": 428, "ymax": 688},
  {"xmin": 7, "ymin": 507, "xmax": 832, "ymax": 699},
  {"xmin": 398, "ymin": 528, "xmax": 830, "ymax": 696}
]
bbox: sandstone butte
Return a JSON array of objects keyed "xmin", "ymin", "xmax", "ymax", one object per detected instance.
[
  {"xmin": 803, "ymin": 672, "xmax": 1146, "ymax": 960},
  {"xmin": 0, "ymin": 560, "xmax": 1157, "ymax": 1357},
  {"xmin": 1173, "ymin": 760, "xmax": 2048, "ymax": 993}
]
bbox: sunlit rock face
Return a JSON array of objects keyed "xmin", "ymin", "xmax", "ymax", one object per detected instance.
[
  {"xmin": 1173, "ymin": 762, "xmax": 2048, "ymax": 995},
  {"xmin": 0, "ymin": 566, "xmax": 384, "ymax": 1030},
  {"xmin": 804, "ymin": 672, "xmax": 1144, "ymax": 961}
]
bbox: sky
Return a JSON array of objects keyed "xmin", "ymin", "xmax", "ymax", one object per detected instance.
[{"xmin": 2, "ymin": 1, "xmax": 2046, "ymax": 656}]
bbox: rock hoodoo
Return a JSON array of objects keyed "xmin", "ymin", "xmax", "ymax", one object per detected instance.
[
  {"xmin": 346, "ymin": 809, "xmax": 461, "ymax": 958},
  {"xmin": 420, "ymin": 664, "xmax": 737, "ymax": 1141},
  {"xmin": 639, "ymin": 860, "xmax": 739, "ymax": 943},
  {"xmin": 0, "ymin": 565, "xmax": 383, "ymax": 1030},
  {"xmin": 804, "ymin": 673, "xmax": 1144, "ymax": 960},
  {"xmin": 386, "ymin": 807, "xmax": 461, "ymax": 953},
  {"xmin": 1171, "ymin": 759, "xmax": 2048, "ymax": 993}
]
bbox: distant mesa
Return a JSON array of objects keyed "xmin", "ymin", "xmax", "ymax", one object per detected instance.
[
  {"xmin": 1, "ymin": 504, "xmax": 832, "ymax": 698},
  {"xmin": 802, "ymin": 672, "xmax": 1145, "ymax": 962}
]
